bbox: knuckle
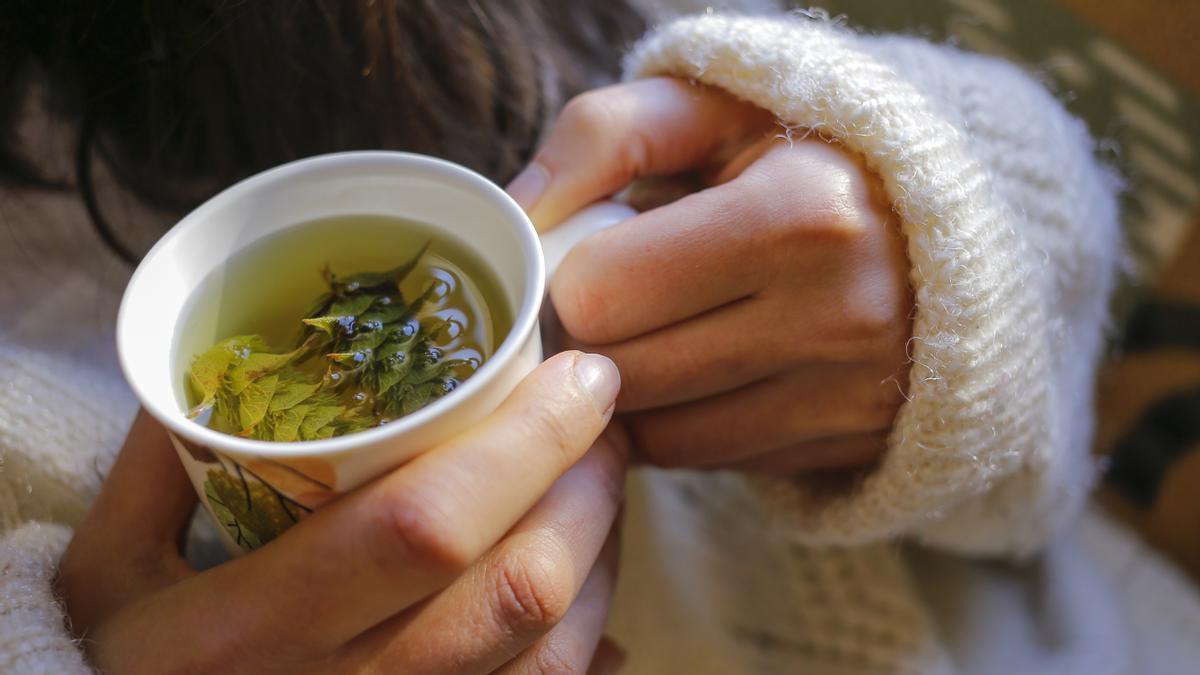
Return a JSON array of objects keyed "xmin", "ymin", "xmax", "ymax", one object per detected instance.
[
  {"xmin": 702, "ymin": 185, "xmax": 764, "ymax": 233},
  {"xmin": 560, "ymin": 91, "xmax": 622, "ymax": 140},
  {"xmin": 558, "ymin": 90, "xmax": 647, "ymax": 186},
  {"xmin": 845, "ymin": 296, "xmax": 905, "ymax": 341},
  {"xmin": 371, "ymin": 489, "xmax": 473, "ymax": 574},
  {"xmin": 490, "ymin": 544, "xmax": 573, "ymax": 637},
  {"xmin": 779, "ymin": 188, "xmax": 863, "ymax": 248},
  {"xmin": 840, "ymin": 293, "xmax": 911, "ymax": 358},
  {"xmin": 745, "ymin": 146, "xmax": 874, "ymax": 250}
]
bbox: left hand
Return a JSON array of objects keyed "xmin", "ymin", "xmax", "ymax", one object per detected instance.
[
  {"xmin": 59, "ymin": 353, "xmax": 628, "ymax": 674},
  {"xmin": 508, "ymin": 78, "xmax": 913, "ymax": 475}
]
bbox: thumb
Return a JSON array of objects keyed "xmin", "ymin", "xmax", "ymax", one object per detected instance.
[{"xmin": 506, "ymin": 77, "xmax": 772, "ymax": 231}]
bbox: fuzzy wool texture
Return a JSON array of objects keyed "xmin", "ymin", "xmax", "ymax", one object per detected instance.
[
  {"xmin": 610, "ymin": 466, "xmax": 1200, "ymax": 674},
  {"xmin": 625, "ymin": 12, "xmax": 1122, "ymax": 557},
  {"xmin": 0, "ymin": 523, "xmax": 90, "ymax": 674}
]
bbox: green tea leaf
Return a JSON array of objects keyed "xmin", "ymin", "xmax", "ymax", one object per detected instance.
[
  {"xmin": 268, "ymin": 377, "xmax": 321, "ymax": 412},
  {"xmin": 359, "ymin": 300, "xmax": 408, "ymax": 325},
  {"xmin": 339, "ymin": 413, "xmax": 377, "ymax": 436},
  {"xmin": 439, "ymin": 358, "xmax": 479, "ymax": 379},
  {"xmin": 302, "ymin": 315, "xmax": 356, "ymax": 337},
  {"xmin": 238, "ymin": 374, "xmax": 279, "ymax": 431},
  {"xmin": 228, "ymin": 348, "xmax": 305, "ymax": 391},
  {"xmin": 401, "ymin": 382, "xmax": 440, "ymax": 415},
  {"xmin": 190, "ymin": 241, "xmax": 485, "ymax": 442},
  {"xmin": 387, "ymin": 318, "xmax": 422, "ymax": 351},
  {"xmin": 329, "ymin": 240, "xmax": 430, "ymax": 293},
  {"xmin": 329, "ymin": 293, "xmax": 377, "ymax": 318},
  {"xmin": 188, "ymin": 348, "xmax": 234, "ymax": 416},
  {"xmin": 187, "ymin": 335, "xmax": 266, "ymax": 415},
  {"xmin": 302, "ymin": 291, "xmax": 334, "ymax": 320},
  {"xmin": 224, "ymin": 335, "xmax": 272, "ymax": 357},
  {"xmin": 347, "ymin": 326, "xmax": 389, "ymax": 353},
  {"xmin": 327, "ymin": 352, "xmax": 372, "ymax": 375},
  {"xmin": 390, "ymin": 240, "xmax": 432, "ymax": 286},
  {"xmin": 211, "ymin": 391, "xmax": 240, "ymax": 435},
  {"xmin": 270, "ymin": 404, "xmax": 308, "ymax": 442},
  {"xmin": 310, "ymin": 425, "xmax": 337, "ymax": 440},
  {"xmin": 373, "ymin": 339, "xmax": 413, "ymax": 365},
  {"xmin": 408, "ymin": 347, "xmax": 446, "ymax": 385},
  {"xmin": 330, "ymin": 272, "xmax": 388, "ymax": 293},
  {"xmin": 420, "ymin": 317, "xmax": 450, "ymax": 344},
  {"xmin": 299, "ymin": 405, "xmax": 343, "ymax": 439},
  {"xmin": 368, "ymin": 343, "xmax": 415, "ymax": 395},
  {"xmin": 405, "ymin": 283, "xmax": 437, "ymax": 316}
]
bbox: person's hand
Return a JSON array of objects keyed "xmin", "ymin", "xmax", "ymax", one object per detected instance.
[
  {"xmin": 58, "ymin": 352, "xmax": 628, "ymax": 674},
  {"xmin": 508, "ymin": 78, "xmax": 912, "ymax": 475}
]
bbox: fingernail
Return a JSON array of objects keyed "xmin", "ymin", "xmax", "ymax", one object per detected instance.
[
  {"xmin": 506, "ymin": 161, "xmax": 549, "ymax": 211},
  {"xmin": 573, "ymin": 353, "xmax": 620, "ymax": 415}
]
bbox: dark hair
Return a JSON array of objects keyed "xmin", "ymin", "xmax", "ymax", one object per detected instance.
[{"xmin": 1, "ymin": 1, "xmax": 645, "ymax": 263}]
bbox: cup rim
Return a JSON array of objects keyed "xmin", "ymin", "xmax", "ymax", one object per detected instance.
[{"xmin": 117, "ymin": 150, "xmax": 545, "ymax": 459}]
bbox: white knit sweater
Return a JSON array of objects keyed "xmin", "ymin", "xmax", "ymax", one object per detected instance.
[{"xmin": 3, "ymin": 10, "xmax": 1200, "ymax": 675}]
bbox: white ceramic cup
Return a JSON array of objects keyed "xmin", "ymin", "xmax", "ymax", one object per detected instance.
[{"xmin": 117, "ymin": 151, "xmax": 633, "ymax": 554}]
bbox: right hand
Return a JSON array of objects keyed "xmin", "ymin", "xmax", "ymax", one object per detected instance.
[
  {"xmin": 511, "ymin": 79, "xmax": 910, "ymax": 477},
  {"xmin": 58, "ymin": 351, "xmax": 627, "ymax": 674}
]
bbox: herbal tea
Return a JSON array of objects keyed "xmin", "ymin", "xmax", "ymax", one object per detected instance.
[{"xmin": 175, "ymin": 215, "xmax": 512, "ymax": 442}]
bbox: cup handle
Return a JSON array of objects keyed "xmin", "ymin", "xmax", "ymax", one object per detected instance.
[{"xmin": 539, "ymin": 200, "xmax": 638, "ymax": 282}]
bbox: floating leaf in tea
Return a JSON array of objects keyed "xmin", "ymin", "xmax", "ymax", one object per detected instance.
[{"xmin": 187, "ymin": 242, "xmax": 485, "ymax": 441}]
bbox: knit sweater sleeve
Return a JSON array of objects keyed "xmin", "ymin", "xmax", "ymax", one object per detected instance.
[
  {"xmin": 625, "ymin": 13, "xmax": 1121, "ymax": 557},
  {"xmin": 0, "ymin": 523, "xmax": 92, "ymax": 674}
]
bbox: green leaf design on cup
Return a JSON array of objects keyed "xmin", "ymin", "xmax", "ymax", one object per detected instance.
[{"xmin": 203, "ymin": 466, "xmax": 308, "ymax": 550}]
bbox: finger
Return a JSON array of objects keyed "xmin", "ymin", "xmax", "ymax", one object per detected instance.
[
  {"xmin": 625, "ymin": 363, "xmax": 904, "ymax": 468},
  {"xmin": 58, "ymin": 409, "xmax": 197, "ymax": 630},
  {"xmin": 494, "ymin": 529, "xmax": 622, "ymax": 675},
  {"xmin": 222, "ymin": 351, "xmax": 620, "ymax": 653},
  {"xmin": 587, "ymin": 637, "xmax": 628, "ymax": 675},
  {"xmin": 721, "ymin": 431, "xmax": 889, "ymax": 474},
  {"xmin": 549, "ymin": 177, "xmax": 772, "ymax": 345},
  {"xmin": 562, "ymin": 297, "xmax": 777, "ymax": 412},
  {"xmin": 507, "ymin": 77, "xmax": 773, "ymax": 230},
  {"xmin": 339, "ymin": 427, "xmax": 629, "ymax": 673},
  {"xmin": 549, "ymin": 135, "xmax": 906, "ymax": 347}
]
